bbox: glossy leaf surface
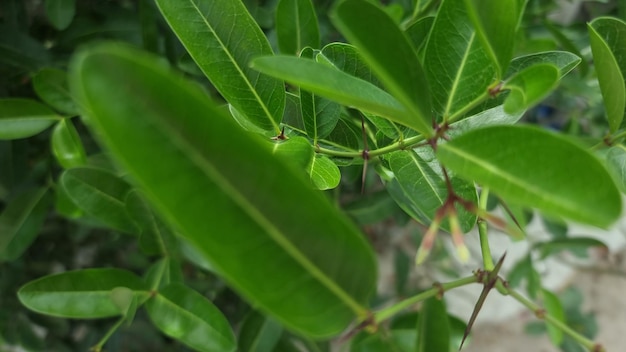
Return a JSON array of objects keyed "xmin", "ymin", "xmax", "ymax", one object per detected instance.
[
  {"xmin": 276, "ymin": 0, "xmax": 320, "ymax": 55},
  {"xmin": 270, "ymin": 136, "xmax": 314, "ymax": 171},
  {"xmin": 437, "ymin": 125, "xmax": 621, "ymax": 227},
  {"xmin": 51, "ymin": 118, "xmax": 86, "ymax": 168},
  {"xmin": 45, "ymin": 0, "xmax": 76, "ymax": 30},
  {"xmin": 70, "ymin": 44, "xmax": 377, "ymax": 337},
  {"xmin": 331, "ymin": 0, "xmax": 432, "ymax": 136},
  {"xmin": 588, "ymin": 17, "xmax": 626, "ymax": 132},
  {"xmin": 32, "ymin": 68, "xmax": 78, "ymax": 115},
  {"xmin": 155, "ymin": 0, "xmax": 285, "ymax": 133},
  {"xmin": 146, "ymin": 284, "xmax": 236, "ymax": 352},
  {"xmin": 0, "ymin": 99, "xmax": 61, "ymax": 140},
  {"xmin": 502, "ymin": 64, "xmax": 560, "ymax": 114},
  {"xmin": 417, "ymin": 298, "xmax": 450, "ymax": 352},
  {"xmin": 308, "ymin": 154, "xmax": 341, "ymax": 190},
  {"xmin": 18, "ymin": 268, "xmax": 149, "ymax": 318},
  {"xmin": 507, "ymin": 51, "xmax": 581, "ymax": 78}
]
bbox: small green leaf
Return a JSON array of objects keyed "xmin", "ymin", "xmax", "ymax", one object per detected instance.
[
  {"xmin": 404, "ymin": 16, "xmax": 435, "ymax": 56},
  {"xmin": 51, "ymin": 118, "xmax": 87, "ymax": 169},
  {"xmin": 32, "ymin": 68, "xmax": 78, "ymax": 115},
  {"xmin": 417, "ymin": 297, "xmax": 450, "ymax": 352},
  {"xmin": 502, "ymin": 63, "xmax": 560, "ymax": 114},
  {"xmin": 507, "ymin": 51, "xmax": 581, "ymax": 78},
  {"xmin": 270, "ymin": 136, "xmax": 314, "ymax": 171},
  {"xmin": 239, "ymin": 311, "xmax": 283, "ymax": 352},
  {"xmin": 0, "ymin": 187, "xmax": 51, "ymax": 261},
  {"xmin": 542, "ymin": 289, "xmax": 565, "ymax": 346},
  {"xmin": 18, "ymin": 268, "xmax": 149, "ymax": 318},
  {"xmin": 437, "ymin": 125, "xmax": 622, "ymax": 228},
  {"xmin": 60, "ymin": 167, "xmax": 136, "ymax": 233},
  {"xmin": 308, "ymin": 155, "xmax": 341, "ymax": 190},
  {"xmin": 319, "ymin": 43, "xmax": 381, "ymax": 86},
  {"xmin": 45, "ymin": 0, "xmax": 76, "ymax": 30},
  {"xmin": 331, "ymin": 0, "xmax": 433, "ymax": 136},
  {"xmin": 125, "ymin": 190, "xmax": 177, "ymax": 256},
  {"xmin": 0, "ymin": 99, "xmax": 61, "ymax": 140},
  {"xmin": 146, "ymin": 284, "xmax": 236, "ymax": 352},
  {"xmin": 448, "ymin": 105, "xmax": 524, "ymax": 137},
  {"xmin": 276, "ymin": 0, "xmax": 320, "ymax": 55},
  {"xmin": 155, "ymin": 0, "xmax": 285, "ymax": 133},
  {"xmin": 535, "ymin": 237, "xmax": 607, "ymax": 259},
  {"xmin": 606, "ymin": 145, "xmax": 626, "ymax": 192},
  {"xmin": 589, "ymin": 17, "xmax": 626, "ymax": 133}
]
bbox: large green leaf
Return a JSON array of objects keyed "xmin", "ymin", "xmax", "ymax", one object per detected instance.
[
  {"xmin": 588, "ymin": 17, "xmax": 626, "ymax": 133},
  {"xmin": 155, "ymin": 0, "xmax": 285, "ymax": 133},
  {"xmin": 51, "ymin": 118, "xmax": 87, "ymax": 169},
  {"xmin": 0, "ymin": 99, "xmax": 61, "ymax": 140},
  {"xmin": 276, "ymin": 0, "xmax": 320, "ymax": 55},
  {"xmin": 32, "ymin": 68, "xmax": 79, "ymax": 115},
  {"xmin": 70, "ymin": 43, "xmax": 377, "ymax": 337},
  {"xmin": 0, "ymin": 187, "xmax": 51, "ymax": 261},
  {"xmin": 18, "ymin": 268, "xmax": 149, "ymax": 318},
  {"xmin": 464, "ymin": 0, "xmax": 524, "ymax": 77},
  {"xmin": 331, "ymin": 0, "xmax": 432, "ymax": 136},
  {"xmin": 146, "ymin": 284, "xmax": 236, "ymax": 352},
  {"xmin": 416, "ymin": 298, "xmax": 450, "ymax": 352},
  {"xmin": 424, "ymin": 0, "xmax": 497, "ymax": 120},
  {"xmin": 502, "ymin": 63, "xmax": 560, "ymax": 114},
  {"xmin": 436, "ymin": 125, "xmax": 621, "ymax": 227}
]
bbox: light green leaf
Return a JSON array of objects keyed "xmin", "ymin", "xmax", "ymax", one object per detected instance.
[
  {"xmin": 588, "ymin": 17, "xmax": 626, "ymax": 132},
  {"xmin": 18, "ymin": 268, "xmax": 149, "ymax": 318},
  {"xmin": 0, "ymin": 187, "xmax": 51, "ymax": 261},
  {"xmin": 0, "ymin": 99, "xmax": 61, "ymax": 140},
  {"xmin": 252, "ymin": 56, "xmax": 409, "ymax": 130},
  {"xmin": 32, "ymin": 68, "xmax": 79, "ymax": 115},
  {"xmin": 507, "ymin": 51, "xmax": 581, "ymax": 78},
  {"xmin": 45, "ymin": 0, "xmax": 76, "ymax": 31},
  {"xmin": 276, "ymin": 0, "xmax": 320, "ymax": 55},
  {"xmin": 60, "ymin": 167, "xmax": 136, "ymax": 233},
  {"xmin": 502, "ymin": 63, "xmax": 560, "ymax": 114},
  {"xmin": 331, "ymin": 0, "xmax": 432, "ymax": 136},
  {"xmin": 155, "ymin": 0, "xmax": 285, "ymax": 133},
  {"xmin": 126, "ymin": 190, "xmax": 177, "ymax": 256},
  {"xmin": 464, "ymin": 0, "xmax": 524, "ymax": 76},
  {"xmin": 448, "ymin": 104, "xmax": 524, "ymax": 137},
  {"xmin": 110, "ymin": 286, "xmax": 135, "ymax": 316},
  {"xmin": 239, "ymin": 311, "xmax": 283, "ymax": 352},
  {"xmin": 70, "ymin": 43, "xmax": 377, "ymax": 337},
  {"xmin": 542, "ymin": 289, "xmax": 565, "ymax": 346},
  {"xmin": 51, "ymin": 118, "xmax": 87, "ymax": 169},
  {"xmin": 437, "ymin": 125, "xmax": 622, "ymax": 228},
  {"xmin": 308, "ymin": 154, "xmax": 341, "ymax": 190},
  {"xmin": 146, "ymin": 283, "xmax": 236, "ymax": 352},
  {"xmin": 270, "ymin": 136, "xmax": 314, "ymax": 171},
  {"xmin": 417, "ymin": 297, "xmax": 450, "ymax": 352},
  {"xmin": 319, "ymin": 43, "xmax": 381, "ymax": 86},
  {"xmin": 424, "ymin": 0, "xmax": 497, "ymax": 119},
  {"xmin": 606, "ymin": 145, "xmax": 626, "ymax": 192}
]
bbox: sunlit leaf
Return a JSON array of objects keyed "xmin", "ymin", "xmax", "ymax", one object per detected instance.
[
  {"xmin": 502, "ymin": 63, "xmax": 560, "ymax": 114},
  {"xmin": 51, "ymin": 118, "xmax": 87, "ymax": 168},
  {"xmin": 308, "ymin": 154, "xmax": 341, "ymax": 190},
  {"xmin": 507, "ymin": 51, "xmax": 581, "ymax": 78}
]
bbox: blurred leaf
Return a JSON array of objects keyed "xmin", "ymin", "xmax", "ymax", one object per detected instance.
[
  {"xmin": 155, "ymin": 0, "xmax": 285, "ymax": 133},
  {"xmin": 507, "ymin": 51, "xmax": 581, "ymax": 78},
  {"xmin": 350, "ymin": 331, "xmax": 404, "ymax": 352},
  {"xmin": 437, "ymin": 125, "xmax": 621, "ymax": 228},
  {"xmin": 606, "ymin": 145, "xmax": 626, "ymax": 192},
  {"xmin": 319, "ymin": 42, "xmax": 381, "ymax": 86},
  {"xmin": 45, "ymin": 0, "xmax": 76, "ymax": 31},
  {"xmin": 344, "ymin": 190, "xmax": 399, "ymax": 225},
  {"xmin": 239, "ymin": 310, "xmax": 283, "ymax": 352},
  {"xmin": 331, "ymin": 0, "xmax": 433, "ymax": 136},
  {"xmin": 146, "ymin": 283, "xmax": 236, "ymax": 352},
  {"xmin": 18, "ymin": 268, "xmax": 149, "ymax": 318},
  {"xmin": 589, "ymin": 17, "xmax": 626, "ymax": 133},
  {"xmin": 0, "ymin": 187, "xmax": 51, "ymax": 261},
  {"xmin": 0, "ymin": 99, "xmax": 61, "ymax": 140},
  {"xmin": 32, "ymin": 68, "xmax": 79, "ymax": 115},
  {"xmin": 126, "ymin": 190, "xmax": 177, "ymax": 256},
  {"xmin": 542, "ymin": 288, "xmax": 565, "ymax": 346},
  {"xmin": 404, "ymin": 16, "xmax": 434, "ymax": 56},
  {"xmin": 507, "ymin": 255, "xmax": 541, "ymax": 299},
  {"xmin": 502, "ymin": 63, "xmax": 560, "ymax": 114},
  {"xmin": 417, "ymin": 297, "xmax": 450, "ymax": 352},
  {"xmin": 51, "ymin": 118, "xmax": 87, "ymax": 168},
  {"xmin": 308, "ymin": 154, "xmax": 341, "ymax": 190},
  {"xmin": 535, "ymin": 237, "xmax": 607, "ymax": 259},
  {"xmin": 60, "ymin": 167, "xmax": 137, "ymax": 233},
  {"xmin": 541, "ymin": 215, "xmax": 568, "ymax": 238},
  {"xmin": 70, "ymin": 44, "xmax": 377, "ymax": 337},
  {"xmin": 276, "ymin": 0, "xmax": 320, "ymax": 55}
]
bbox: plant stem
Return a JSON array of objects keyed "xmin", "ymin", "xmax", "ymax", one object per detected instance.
[
  {"xmin": 446, "ymin": 91, "xmax": 491, "ymax": 124},
  {"xmin": 316, "ymin": 134, "xmax": 426, "ymax": 159},
  {"xmin": 478, "ymin": 188, "xmax": 495, "ymax": 271},
  {"xmin": 91, "ymin": 316, "xmax": 126, "ymax": 352},
  {"xmin": 374, "ymin": 275, "xmax": 478, "ymax": 323}
]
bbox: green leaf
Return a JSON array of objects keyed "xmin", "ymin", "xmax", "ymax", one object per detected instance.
[
  {"xmin": 239, "ymin": 311, "xmax": 283, "ymax": 352},
  {"xmin": 542, "ymin": 289, "xmax": 565, "ymax": 346},
  {"xmin": 126, "ymin": 190, "xmax": 178, "ymax": 256},
  {"xmin": 448, "ymin": 104, "xmax": 524, "ymax": 137},
  {"xmin": 270, "ymin": 136, "xmax": 314, "ymax": 171},
  {"xmin": 417, "ymin": 297, "xmax": 450, "ymax": 352},
  {"xmin": 436, "ymin": 125, "xmax": 622, "ymax": 228},
  {"xmin": 51, "ymin": 118, "xmax": 87, "ymax": 169},
  {"xmin": 319, "ymin": 43, "xmax": 381, "ymax": 86},
  {"xmin": 70, "ymin": 43, "xmax": 377, "ymax": 337},
  {"xmin": 45, "ymin": 0, "xmax": 76, "ymax": 31},
  {"xmin": 588, "ymin": 17, "xmax": 626, "ymax": 133},
  {"xmin": 404, "ymin": 16, "xmax": 434, "ymax": 56},
  {"xmin": 464, "ymin": 0, "xmax": 524, "ymax": 76},
  {"xmin": 424, "ymin": 0, "xmax": 497, "ymax": 119},
  {"xmin": 308, "ymin": 154, "xmax": 341, "ymax": 190},
  {"xmin": 276, "ymin": 0, "xmax": 320, "ymax": 55},
  {"xmin": 507, "ymin": 51, "xmax": 581, "ymax": 78},
  {"xmin": 386, "ymin": 149, "xmax": 477, "ymax": 232},
  {"xmin": 606, "ymin": 145, "xmax": 626, "ymax": 192},
  {"xmin": 251, "ymin": 56, "xmax": 409, "ymax": 130},
  {"xmin": 502, "ymin": 63, "xmax": 560, "ymax": 114},
  {"xmin": 0, "ymin": 187, "xmax": 51, "ymax": 261},
  {"xmin": 18, "ymin": 268, "xmax": 149, "ymax": 318},
  {"xmin": 0, "ymin": 99, "xmax": 61, "ymax": 140},
  {"xmin": 535, "ymin": 237, "xmax": 607, "ymax": 259},
  {"xmin": 146, "ymin": 283, "xmax": 236, "ymax": 352},
  {"xmin": 60, "ymin": 167, "xmax": 137, "ymax": 233},
  {"xmin": 32, "ymin": 68, "xmax": 79, "ymax": 115},
  {"xmin": 344, "ymin": 190, "xmax": 399, "ymax": 226},
  {"xmin": 331, "ymin": 0, "xmax": 433, "ymax": 136},
  {"xmin": 507, "ymin": 255, "xmax": 541, "ymax": 299},
  {"xmin": 155, "ymin": 0, "xmax": 285, "ymax": 133}
]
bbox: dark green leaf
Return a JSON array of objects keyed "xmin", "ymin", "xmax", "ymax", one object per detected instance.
[
  {"xmin": 507, "ymin": 51, "xmax": 581, "ymax": 78},
  {"xmin": 18, "ymin": 268, "xmax": 149, "ymax": 318},
  {"xmin": 321, "ymin": 116, "xmax": 361, "ymax": 151},
  {"xmin": 45, "ymin": 0, "xmax": 76, "ymax": 31},
  {"xmin": 239, "ymin": 311, "xmax": 283, "ymax": 352},
  {"xmin": 417, "ymin": 297, "xmax": 450, "ymax": 352},
  {"xmin": 502, "ymin": 63, "xmax": 560, "ymax": 114},
  {"xmin": 331, "ymin": 0, "xmax": 433, "ymax": 136},
  {"xmin": 542, "ymin": 289, "xmax": 565, "ymax": 346},
  {"xmin": 308, "ymin": 154, "xmax": 341, "ymax": 190},
  {"xmin": 146, "ymin": 283, "xmax": 236, "ymax": 352},
  {"xmin": 344, "ymin": 190, "xmax": 399, "ymax": 225},
  {"xmin": 155, "ymin": 0, "xmax": 285, "ymax": 133},
  {"xmin": 32, "ymin": 68, "xmax": 78, "ymax": 115},
  {"xmin": 437, "ymin": 125, "xmax": 621, "ymax": 228},
  {"xmin": 606, "ymin": 145, "xmax": 626, "ymax": 192},
  {"xmin": 51, "ymin": 118, "xmax": 87, "ymax": 169},
  {"xmin": 404, "ymin": 16, "xmax": 434, "ymax": 56},
  {"xmin": 126, "ymin": 190, "xmax": 177, "ymax": 256},
  {"xmin": 535, "ymin": 237, "xmax": 607, "ymax": 259},
  {"xmin": 70, "ymin": 43, "xmax": 377, "ymax": 337},
  {"xmin": 507, "ymin": 255, "xmax": 541, "ymax": 299},
  {"xmin": 319, "ymin": 43, "xmax": 381, "ymax": 86},
  {"xmin": 276, "ymin": 0, "xmax": 320, "ymax": 55},
  {"xmin": 0, "ymin": 99, "xmax": 61, "ymax": 140}
]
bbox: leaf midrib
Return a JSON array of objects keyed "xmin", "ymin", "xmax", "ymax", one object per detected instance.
[{"xmin": 444, "ymin": 32, "xmax": 476, "ymax": 118}]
